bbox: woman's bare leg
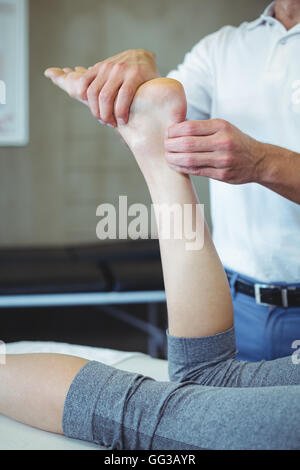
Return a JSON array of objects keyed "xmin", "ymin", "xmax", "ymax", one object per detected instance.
[
  {"xmin": 43, "ymin": 70, "xmax": 300, "ymax": 389},
  {"xmin": 118, "ymin": 79, "xmax": 233, "ymax": 337},
  {"xmin": 0, "ymin": 354, "xmax": 88, "ymax": 434},
  {"xmin": 45, "ymin": 68, "xmax": 234, "ymax": 338},
  {"xmin": 0, "ymin": 72, "xmax": 232, "ymax": 435},
  {"xmin": 0, "ymin": 69, "xmax": 298, "ymax": 445}
]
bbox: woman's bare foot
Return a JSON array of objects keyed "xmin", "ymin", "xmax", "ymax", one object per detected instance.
[
  {"xmin": 45, "ymin": 67, "xmax": 187, "ymax": 178},
  {"xmin": 117, "ymin": 78, "xmax": 187, "ymax": 175}
]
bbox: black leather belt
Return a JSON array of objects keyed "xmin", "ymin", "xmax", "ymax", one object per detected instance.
[{"xmin": 226, "ymin": 272, "xmax": 300, "ymax": 308}]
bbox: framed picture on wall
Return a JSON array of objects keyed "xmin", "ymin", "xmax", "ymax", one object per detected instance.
[{"xmin": 0, "ymin": 0, "xmax": 28, "ymax": 146}]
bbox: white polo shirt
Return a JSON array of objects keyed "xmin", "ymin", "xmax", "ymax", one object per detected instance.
[{"xmin": 168, "ymin": 2, "xmax": 300, "ymax": 283}]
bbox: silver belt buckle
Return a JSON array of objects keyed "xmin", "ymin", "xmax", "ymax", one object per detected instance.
[{"xmin": 254, "ymin": 283, "xmax": 288, "ymax": 308}]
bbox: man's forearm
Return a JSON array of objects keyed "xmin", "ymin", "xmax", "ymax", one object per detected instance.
[{"xmin": 257, "ymin": 142, "xmax": 300, "ymax": 204}]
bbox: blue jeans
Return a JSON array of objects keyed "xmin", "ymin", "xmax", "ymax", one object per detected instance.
[{"xmin": 226, "ymin": 268, "xmax": 300, "ymax": 362}]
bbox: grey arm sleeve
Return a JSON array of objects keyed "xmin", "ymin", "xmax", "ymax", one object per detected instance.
[{"xmin": 167, "ymin": 328, "xmax": 300, "ymax": 387}]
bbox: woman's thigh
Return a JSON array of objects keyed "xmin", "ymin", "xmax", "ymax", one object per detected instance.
[{"xmin": 63, "ymin": 361, "xmax": 300, "ymax": 450}]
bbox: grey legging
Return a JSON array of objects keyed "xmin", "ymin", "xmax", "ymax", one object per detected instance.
[{"xmin": 63, "ymin": 328, "xmax": 300, "ymax": 450}]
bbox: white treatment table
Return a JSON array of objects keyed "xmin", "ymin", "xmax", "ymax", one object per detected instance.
[{"xmin": 0, "ymin": 341, "xmax": 169, "ymax": 450}]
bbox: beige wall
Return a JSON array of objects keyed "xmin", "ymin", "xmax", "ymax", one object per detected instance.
[{"xmin": 0, "ymin": 0, "xmax": 269, "ymax": 247}]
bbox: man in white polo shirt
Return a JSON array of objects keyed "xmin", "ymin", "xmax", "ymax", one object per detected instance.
[{"xmin": 72, "ymin": 0, "xmax": 300, "ymax": 361}]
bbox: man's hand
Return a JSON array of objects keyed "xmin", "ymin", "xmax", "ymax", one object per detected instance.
[
  {"xmin": 165, "ymin": 119, "xmax": 266, "ymax": 184},
  {"xmin": 75, "ymin": 49, "xmax": 159, "ymax": 128}
]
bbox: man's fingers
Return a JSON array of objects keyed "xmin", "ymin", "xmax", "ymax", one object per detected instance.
[
  {"xmin": 165, "ymin": 152, "xmax": 220, "ymax": 168},
  {"xmin": 169, "ymin": 164, "xmax": 228, "ymax": 180},
  {"xmin": 168, "ymin": 164, "xmax": 202, "ymax": 175},
  {"xmin": 75, "ymin": 66, "xmax": 88, "ymax": 73},
  {"xmin": 44, "ymin": 67, "xmax": 64, "ymax": 80},
  {"xmin": 165, "ymin": 135, "xmax": 217, "ymax": 153},
  {"xmin": 86, "ymin": 74, "xmax": 108, "ymax": 119},
  {"xmin": 114, "ymin": 81, "xmax": 137, "ymax": 126},
  {"xmin": 78, "ymin": 69, "xmax": 99, "ymax": 101},
  {"xmin": 45, "ymin": 67, "xmax": 88, "ymax": 101},
  {"xmin": 167, "ymin": 119, "xmax": 229, "ymax": 138},
  {"xmin": 98, "ymin": 78, "xmax": 123, "ymax": 127},
  {"xmin": 44, "ymin": 67, "xmax": 59, "ymax": 78},
  {"xmin": 44, "ymin": 68, "xmax": 70, "ymax": 91}
]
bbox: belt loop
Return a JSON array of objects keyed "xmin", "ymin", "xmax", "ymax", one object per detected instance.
[{"xmin": 229, "ymin": 272, "xmax": 239, "ymax": 299}]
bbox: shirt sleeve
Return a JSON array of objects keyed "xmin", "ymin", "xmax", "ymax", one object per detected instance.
[{"xmin": 167, "ymin": 31, "xmax": 218, "ymax": 121}]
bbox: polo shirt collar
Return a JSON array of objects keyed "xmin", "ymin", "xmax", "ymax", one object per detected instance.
[{"xmin": 246, "ymin": 2, "xmax": 276, "ymax": 30}]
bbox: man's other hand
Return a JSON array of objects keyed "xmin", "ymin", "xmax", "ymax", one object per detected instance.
[{"xmin": 165, "ymin": 119, "xmax": 266, "ymax": 184}]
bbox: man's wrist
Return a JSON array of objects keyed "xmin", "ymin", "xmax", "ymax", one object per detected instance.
[
  {"xmin": 253, "ymin": 141, "xmax": 300, "ymax": 204},
  {"xmin": 254, "ymin": 141, "xmax": 289, "ymax": 185}
]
